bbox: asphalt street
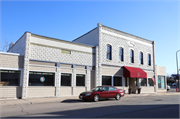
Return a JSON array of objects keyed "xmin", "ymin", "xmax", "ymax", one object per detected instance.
[{"xmin": 1, "ymin": 95, "xmax": 179, "ymax": 118}]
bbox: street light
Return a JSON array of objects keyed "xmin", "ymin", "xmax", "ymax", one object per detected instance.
[{"xmin": 176, "ymin": 50, "xmax": 180, "ymax": 92}]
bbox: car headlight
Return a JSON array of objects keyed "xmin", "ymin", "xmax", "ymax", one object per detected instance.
[{"xmin": 85, "ymin": 93, "xmax": 91, "ymax": 96}]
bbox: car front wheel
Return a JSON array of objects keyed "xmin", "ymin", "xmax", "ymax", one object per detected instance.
[
  {"xmin": 115, "ymin": 94, "xmax": 121, "ymax": 100},
  {"xmin": 93, "ymin": 95, "xmax": 99, "ymax": 102}
]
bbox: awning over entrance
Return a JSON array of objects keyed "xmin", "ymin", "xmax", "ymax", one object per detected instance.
[{"xmin": 123, "ymin": 66, "xmax": 147, "ymax": 78}]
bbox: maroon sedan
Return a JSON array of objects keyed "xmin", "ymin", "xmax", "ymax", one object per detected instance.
[{"xmin": 79, "ymin": 86, "xmax": 124, "ymax": 102}]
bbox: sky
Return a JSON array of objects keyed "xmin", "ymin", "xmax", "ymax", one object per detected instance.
[{"xmin": 0, "ymin": 0, "xmax": 179, "ymax": 75}]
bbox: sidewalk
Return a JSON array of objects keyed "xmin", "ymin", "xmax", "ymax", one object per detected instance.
[{"xmin": 1, "ymin": 92, "xmax": 180, "ymax": 106}]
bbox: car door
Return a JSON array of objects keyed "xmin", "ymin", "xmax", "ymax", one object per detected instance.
[
  {"xmin": 109, "ymin": 86, "xmax": 117, "ymax": 97},
  {"xmin": 100, "ymin": 86, "xmax": 109, "ymax": 98}
]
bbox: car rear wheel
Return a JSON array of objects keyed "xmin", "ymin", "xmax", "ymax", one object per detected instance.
[
  {"xmin": 115, "ymin": 94, "xmax": 121, "ymax": 100},
  {"xmin": 93, "ymin": 95, "xmax": 99, "ymax": 102}
]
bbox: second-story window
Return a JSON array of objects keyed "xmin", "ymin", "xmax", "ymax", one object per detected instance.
[
  {"xmin": 130, "ymin": 49, "xmax": 134, "ymax": 63},
  {"xmin": 148, "ymin": 54, "xmax": 151, "ymax": 66},
  {"xmin": 107, "ymin": 44, "xmax": 112, "ymax": 60},
  {"xmin": 119, "ymin": 47, "xmax": 124, "ymax": 61},
  {"xmin": 139, "ymin": 52, "xmax": 143, "ymax": 64}
]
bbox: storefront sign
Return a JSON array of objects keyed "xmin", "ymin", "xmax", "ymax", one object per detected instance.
[{"xmin": 40, "ymin": 77, "xmax": 45, "ymax": 82}]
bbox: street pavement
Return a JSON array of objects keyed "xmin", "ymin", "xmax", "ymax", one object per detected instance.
[{"xmin": 0, "ymin": 92, "xmax": 180, "ymax": 118}]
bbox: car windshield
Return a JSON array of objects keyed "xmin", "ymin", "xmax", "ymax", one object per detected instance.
[{"xmin": 91, "ymin": 86, "xmax": 103, "ymax": 91}]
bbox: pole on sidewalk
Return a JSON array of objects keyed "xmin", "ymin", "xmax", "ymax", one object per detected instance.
[{"xmin": 176, "ymin": 50, "xmax": 180, "ymax": 92}]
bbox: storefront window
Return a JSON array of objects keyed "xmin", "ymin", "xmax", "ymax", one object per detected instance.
[
  {"xmin": 114, "ymin": 77, "xmax": 122, "ymax": 86},
  {"xmin": 141, "ymin": 78, "xmax": 147, "ymax": 86},
  {"xmin": 76, "ymin": 74, "xmax": 85, "ymax": 86},
  {"xmin": 102, "ymin": 76, "xmax": 111, "ymax": 85},
  {"xmin": 0, "ymin": 70, "xmax": 21, "ymax": 86},
  {"xmin": 29, "ymin": 72, "xmax": 55, "ymax": 86},
  {"xmin": 61, "ymin": 73, "xmax": 71, "ymax": 86},
  {"xmin": 158, "ymin": 76, "xmax": 165, "ymax": 89},
  {"xmin": 148, "ymin": 78, "xmax": 154, "ymax": 86}
]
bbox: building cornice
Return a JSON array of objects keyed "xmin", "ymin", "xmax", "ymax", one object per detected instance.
[{"xmin": 102, "ymin": 25, "xmax": 153, "ymax": 44}]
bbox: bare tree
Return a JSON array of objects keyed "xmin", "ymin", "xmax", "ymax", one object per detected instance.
[{"xmin": 0, "ymin": 39, "xmax": 12, "ymax": 52}]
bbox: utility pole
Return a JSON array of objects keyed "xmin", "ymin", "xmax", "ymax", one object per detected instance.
[{"xmin": 176, "ymin": 50, "xmax": 180, "ymax": 92}]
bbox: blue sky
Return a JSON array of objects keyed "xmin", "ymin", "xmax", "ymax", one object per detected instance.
[{"xmin": 0, "ymin": 0, "xmax": 179, "ymax": 75}]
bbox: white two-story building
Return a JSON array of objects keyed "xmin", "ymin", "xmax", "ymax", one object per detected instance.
[{"xmin": 0, "ymin": 23, "xmax": 167, "ymax": 99}]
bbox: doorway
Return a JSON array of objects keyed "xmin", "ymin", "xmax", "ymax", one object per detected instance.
[{"xmin": 129, "ymin": 78, "xmax": 138, "ymax": 93}]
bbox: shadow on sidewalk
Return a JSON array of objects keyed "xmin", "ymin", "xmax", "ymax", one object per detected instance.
[{"xmin": 5, "ymin": 104, "xmax": 179, "ymax": 118}]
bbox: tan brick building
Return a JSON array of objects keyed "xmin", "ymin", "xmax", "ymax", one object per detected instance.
[{"xmin": 0, "ymin": 23, "xmax": 167, "ymax": 99}]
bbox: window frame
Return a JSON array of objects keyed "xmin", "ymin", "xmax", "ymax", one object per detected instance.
[
  {"xmin": 28, "ymin": 71, "xmax": 55, "ymax": 86},
  {"xmin": 147, "ymin": 54, "xmax": 151, "ymax": 66},
  {"xmin": 130, "ymin": 49, "xmax": 134, "ymax": 63},
  {"xmin": 139, "ymin": 51, "xmax": 143, "ymax": 65},
  {"xmin": 140, "ymin": 78, "xmax": 147, "ymax": 87},
  {"xmin": 60, "ymin": 73, "xmax": 72, "ymax": 87},
  {"xmin": 102, "ymin": 75, "xmax": 112, "ymax": 86},
  {"xmin": 119, "ymin": 47, "xmax": 124, "ymax": 62},
  {"xmin": 76, "ymin": 74, "xmax": 86, "ymax": 87},
  {"xmin": 148, "ymin": 78, "xmax": 154, "ymax": 86},
  {"xmin": 113, "ymin": 76, "xmax": 123, "ymax": 86},
  {"xmin": 0, "ymin": 69, "xmax": 22, "ymax": 86},
  {"xmin": 107, "ymin": 44, "xmax": 112, "ymax": 60},
  {"xmin": 158, "ymin": 75, "xmax": 165, "ymax": 89}
]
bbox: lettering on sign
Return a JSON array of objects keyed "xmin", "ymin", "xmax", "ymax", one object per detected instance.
[{"xmin": 61, "ymin": 49, "xmax": 71, "ymax": 54}]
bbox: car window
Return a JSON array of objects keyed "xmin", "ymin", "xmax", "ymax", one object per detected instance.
[
  {"xmin": 109, "ymin": 87, "xmax": 117, "ymax": 91},
  {"xmin": 103, "ymin": 87, "xmax": 109, "ymax": 91},
  {"xmin": 92, "ymin": 86, "xmax": 103, "ymax": 91}
]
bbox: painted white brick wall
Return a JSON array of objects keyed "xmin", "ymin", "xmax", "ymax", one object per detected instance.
[
  {"xmin": 30, "ymin": 36, "xmax": 94, "ymax": 54},
  {"xmin": 100, "ymin": 28, "xmax": 154, "ymax": 71},
  {"xmin": 72, "ymin": 28, "xmax": 99, "ymax": 46},
  {"xmin": 30, "ymin": 44, "xmax": 95, "ymax": 66},
  {"xmin": 8, "ymin": 33, "xmax": 26, "ymax": 55}
]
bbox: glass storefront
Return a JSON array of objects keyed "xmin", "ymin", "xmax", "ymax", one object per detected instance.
[
  {"xmin": 0, "ymin": 70, "xmax": 21, "ymax": 86},
  {"xmin": 158, "ymin": 76, "xmax": 165, "ymax": 89},
  {"xmin": 29, "ymin": 71, "xmax": 55, "ymax": 86}
]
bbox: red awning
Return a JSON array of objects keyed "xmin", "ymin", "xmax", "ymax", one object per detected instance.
[{"xmin": 123, "ymin": 66, "xmax": 147, "ymax": 78}]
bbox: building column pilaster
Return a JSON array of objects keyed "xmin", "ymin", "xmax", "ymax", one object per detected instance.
[
  {"xmin": 55, "ymin": 63, "xmax": 60, "ymax": 97},
  {"xmin": 22, "ymin": 32, "xmax": 31, "ymax": 99},
  {"xmin": 86, "ymin": 66, "xmax": 90, "ymax": 91},
  {"xmin": 72, "ymin": 65, "xmax": 76, "ymax": 95}
]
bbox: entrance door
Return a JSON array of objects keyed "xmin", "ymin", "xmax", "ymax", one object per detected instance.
[{"xmin": 129, "ymin": 78, "xmax": 136, "ymax": 93}]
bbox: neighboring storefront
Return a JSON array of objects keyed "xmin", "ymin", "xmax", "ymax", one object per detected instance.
[{"xmin": 0, "ymin": 23, "xmax": 167, "ymax": 99}]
